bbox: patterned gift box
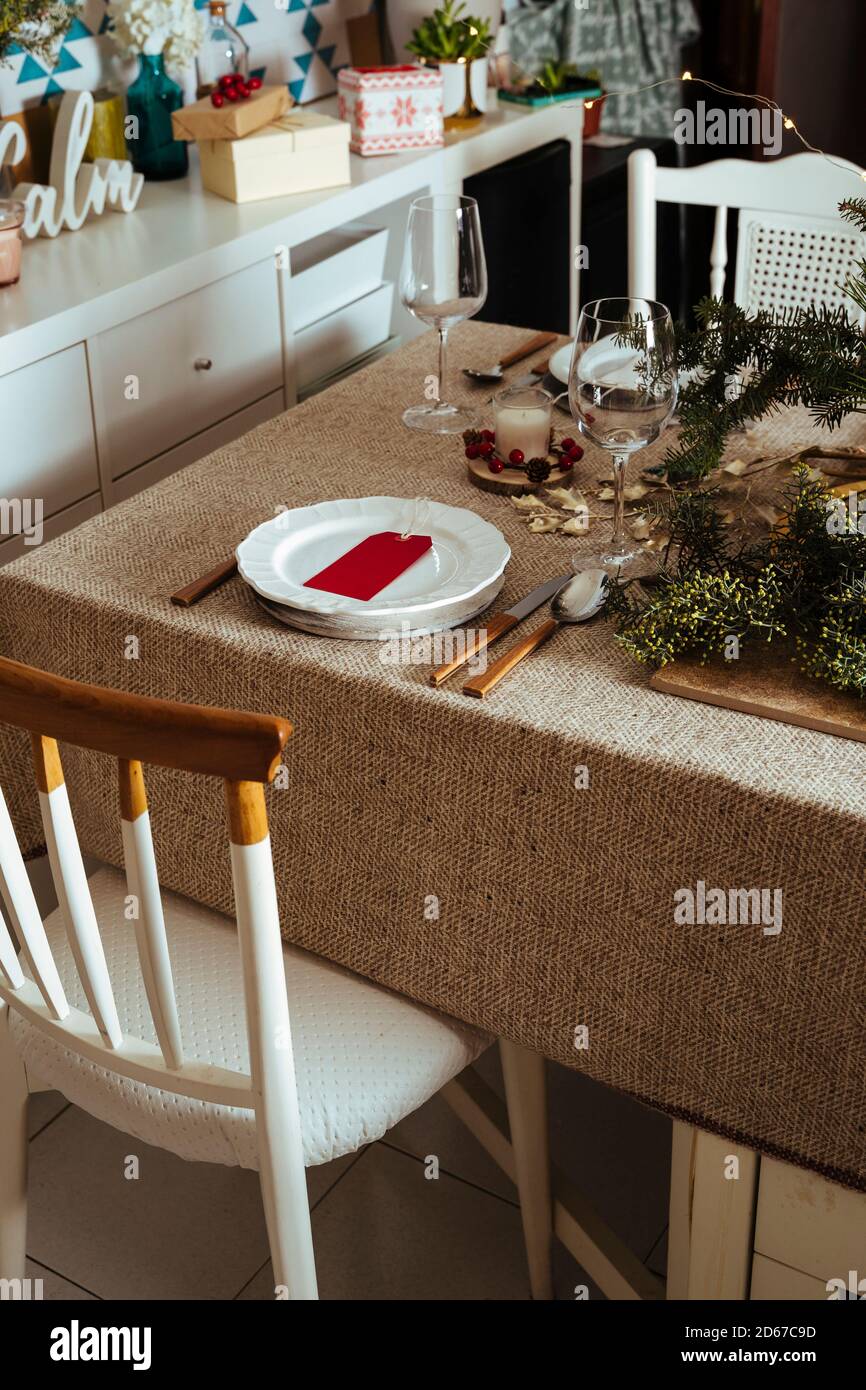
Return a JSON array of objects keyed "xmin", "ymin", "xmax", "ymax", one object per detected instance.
[{"xmin": 337, "ymin": 65, "xmax": 444, "ymax": 157}]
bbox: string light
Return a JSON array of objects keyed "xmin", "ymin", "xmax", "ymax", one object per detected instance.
[{"xmin": 507, "ymin": 67, "xmax": 864, "ymax": 188}]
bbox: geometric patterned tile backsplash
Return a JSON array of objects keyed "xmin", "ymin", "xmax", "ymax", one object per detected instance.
[{"xmin": 0, "ymin": 0, "xmax": 371, "ymax": 115}]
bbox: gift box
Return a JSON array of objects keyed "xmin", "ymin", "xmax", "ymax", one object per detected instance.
[
  {"xmin": 171, "ymin": 84, "xmax": 291, "ymax": 143},
  {"xmin": 198, "ymin": 111, "xmax": 351, "ymax": 204},
  {"xmin": 337, "ymin": 65, "xmax": 444, "ymax": 156}
]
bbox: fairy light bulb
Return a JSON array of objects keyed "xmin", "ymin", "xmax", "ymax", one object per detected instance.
[
  {"xmin": 784, "ymin": 116, "xmax": 795, "ymax": 130},
  {"xmin": 585, "ymin": 100, "xmax": 594, "ymax": 110},
  {"xmin": 681, "ymin": 70, "xmax": 692, "ymax": 81}
]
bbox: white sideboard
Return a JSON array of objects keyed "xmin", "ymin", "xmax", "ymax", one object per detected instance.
[{"xmin": 0, "ymin": 95, "xmax": 585, "ymax": 562}]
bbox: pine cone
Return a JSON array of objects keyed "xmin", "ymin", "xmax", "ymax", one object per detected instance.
[
  {"xmin": 462, "ymin": 428, "xmax": 483, "ymax": 445},
  {"xmin": 526, "ymin": 457, "xmax": 551, "ymax": 485}
]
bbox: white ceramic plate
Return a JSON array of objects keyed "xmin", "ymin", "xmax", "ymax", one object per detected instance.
[
  {"xmin": 255, "ymin": 573, "xmax": 505, "ymax": 640},
  {"xmin": 236, "ymin": 497, "xmax": 510, "ymax": 617},
  {"xmin": 548, "ymin": 341, "xmax": 574, "ymax": 384}
]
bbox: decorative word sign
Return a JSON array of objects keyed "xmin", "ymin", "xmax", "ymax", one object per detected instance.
[{"xmin": 0, "ymin": 91, "xmax": 143, "ymax": 240}]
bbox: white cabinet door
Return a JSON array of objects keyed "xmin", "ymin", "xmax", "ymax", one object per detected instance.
[
  {"xmin": 88, "ymin": 258, "xmax": 283, "ymax": 481},
  {"xmin": 0, "ymin": 345, "xmax": 99, "ymax": 525}
]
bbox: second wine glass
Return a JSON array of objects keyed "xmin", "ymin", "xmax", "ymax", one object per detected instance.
[
  {"xmin": 399, "ymin": 194, "xmax": 487, "ymax": 433},
  {"xmin": 569, "ymin": 297, "xmax": 677, "ymax": 574}
]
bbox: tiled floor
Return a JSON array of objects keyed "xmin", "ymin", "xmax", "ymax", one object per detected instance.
[{"xmin": 18, "ymin": 857, "xmax": 671, "ymax": 1300}]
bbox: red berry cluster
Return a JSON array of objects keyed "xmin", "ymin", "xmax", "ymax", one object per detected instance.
[
  {"xmin": 463, "ymin": 428, "xmax": 584, "ymax": 478},
  {"xmin": 210, "ymin": 73, "xmax": 263, "ymax": 108}
]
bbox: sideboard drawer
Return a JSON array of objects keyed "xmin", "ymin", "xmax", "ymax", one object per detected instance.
[
  {"xmin": 89, "ymin": 259, "xmax": 283, "ymax": 480},
  {"xmin": 754, "ymin": 1157, "xmax": 866, "ymax": 1283},
  {"xmin": 0, "ymin": 346, "xmax": 98, "ymax": 521}
]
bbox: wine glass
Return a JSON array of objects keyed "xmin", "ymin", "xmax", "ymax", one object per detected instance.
[
  {"xmin": 568, "ymin": 297, "xmax": 677, "ymax": 573},
  {"xmin": 399, "ymin": 194, "xmax": 487, "ymax": 433}
]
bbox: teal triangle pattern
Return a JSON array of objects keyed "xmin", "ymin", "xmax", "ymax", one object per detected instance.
[
  {"xmin": 311, "ymin": 0, "xmax": 330, "ymax": 6},
  {"xmin": 53, "ymin": 46, "xmax": 83, "ymax": 74},
  {"xmin": 98, "ymin": 12, "xmax": 112, "ymax": 32},
  {"xmin": 288, "ymin": 78, "xmax": 305, "ymax": 103},
  {"xmin": 286, "ymin": 0, "xmax": 306, "ymax": 11},
  {"xmin": 7, "ymin": 42, "xmax": 23, "ymax": 56},
  {"xmin": 294, "ymin": 52, "xmax": 313, "ymax": 74},
  {"xmin": 317, "ymin": 44, "xmax": 336, "ymax": 71},
  {"xmin": 44, "ymin": 78, "xmax": 65, "ymax": 97},
  {"xmin": 17, "ymin": 54, "xmax": 48, "ymax": 83},
  {"xmin": 236, "ymin": 2, "xmax": 256, "ymax": 23},
  {"xmin": 65, "ymin": 17, "xmax": 92, "ymax": 39}
]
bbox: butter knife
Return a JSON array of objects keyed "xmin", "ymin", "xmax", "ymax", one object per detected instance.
[{"xmin": 430, "ymin": 573, "xmax": 571, "ymax": 686}]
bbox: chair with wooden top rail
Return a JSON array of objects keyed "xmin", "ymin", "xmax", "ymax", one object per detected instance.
[{"xmin": 0, "ymin": 656, "xmax": 554, "ymax": 1300}]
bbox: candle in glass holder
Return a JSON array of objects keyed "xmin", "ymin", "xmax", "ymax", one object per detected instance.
[
  {"xmin": 494, "ymin": 384, "xmax": 553, "ymax": 461},
  {"xmin": 0, "ymin": 202, "xmax": 25, "ymax": 288}
]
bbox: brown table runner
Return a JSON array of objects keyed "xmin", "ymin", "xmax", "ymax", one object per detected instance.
[{"xmin": 1, "ymin": 322, "xmax": 864, "ymax": 1191}]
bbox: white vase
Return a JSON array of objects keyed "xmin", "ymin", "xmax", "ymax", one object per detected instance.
[{"xmin": 440, "ymin": 56, "xmax": 489, "ymax": 119}]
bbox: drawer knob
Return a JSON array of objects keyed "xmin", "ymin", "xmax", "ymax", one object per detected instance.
[{"xmin": 194, "ymin": 357, "xmax": 213, "ymax": 371}]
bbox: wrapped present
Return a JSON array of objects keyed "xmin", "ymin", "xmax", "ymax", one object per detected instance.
[
  {"xmin": 171, "ymin": 84, "xmax": 291, "ymax": 143},
  {"xmin": 198, "ymin": 110, "xmax": 351, "ymax": 203},
  {"xmin": 337, "ymin": 65, "xmax": 444, "ymax": 156}
]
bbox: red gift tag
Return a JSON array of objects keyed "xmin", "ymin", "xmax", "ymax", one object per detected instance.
[{"xmin": 303, "ymin": 531, "xmax": 432, "ymax": 601}]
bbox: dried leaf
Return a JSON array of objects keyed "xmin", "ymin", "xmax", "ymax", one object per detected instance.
[
  {"xmin": 561, "ymin": 513, "xmax": 590, "ymax": 535},
  {"xmin": 723, "ymin": 458, "xmax": 749, "ymax": 476},
  {"xmin": 545, "ymin": 486, "xmax": 588, "ymax": 512},
  {"xmin": 597, "ymin": 486, "xmax": 615, "ymax": 501},
  {"xmin": 528, "ymin": 515, "xmax": 563, "ymax": 533},
  {"xmin": 629, "ymin": 512, "xmax": 652, "ymax": 540},
  {"xmin": 624, "ymin": 482, "xmax": 650, "ymax": 501},
  {"xmin": 510, "ymin": 493, "xmax": 552, "ymax": 514}
]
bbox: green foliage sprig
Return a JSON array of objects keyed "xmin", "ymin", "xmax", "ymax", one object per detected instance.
[
  {"xmin": 407, "ymin": 0, "xmax": 492, "ymax": 62},
  {"xmin": 0, "ymin": 0, "xmax": 78, "ymax": 68},
  {"xmin": 662, "ymin": 199, "xmax": 866, "ymax": 483},
  {"xmin": 605, "ymin": 467, "xmax": 866, "ymax": 697}
]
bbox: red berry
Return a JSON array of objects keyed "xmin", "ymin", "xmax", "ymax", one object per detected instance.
[
  {"xmin": 585, "ymin": 412, "xmax": 595, "ymax": 424},
  {"xmin": 480, "ymin": 429, "xmax": 495, "ymax": 442},
  {"xmin": 508, "ymin": 448, "xmax": 525, "ymax": 466},
  {"xmin": 236, "ymin": 83, "xmax": 251, "ymax": 100},
  {"xmin": 224, "ymin": 87, "xmax": 239, "ymax": 102},
  {"xmin": 218, "ymin": 74, "xmax": 236, "ymax": 91},
  {"xmin": 488, "ymin": 458, "xmax": 504, "ymax": 474},
  {"xmin": 210, "ymin": 91, "xmax": 225, "ymax": 108},
  {"xmin": 568, "ymin": 443, "xmax": 584, "ymax": 461},
  {"xmin": 465, "ymin": 443, "xmax": 480, "ymax": 459},
  {"xmin": 561, "ymin": 437, "xmax": 576, "ymax": 451},
  {"xmin": 248, "ymin": 76, "xmax": 263, "ymax": 91},
  {"xmin": 479, "ymin": 441, "xmax": 494, "ymax": 457},
  {"xmin": 558, "ymin": 458, "xmax": 574, "ymax": 472}
]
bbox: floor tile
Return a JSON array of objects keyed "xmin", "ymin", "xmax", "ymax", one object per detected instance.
[
  {"xmin": 384, "ymin": 1089, "xmax": 518, "ymax": 1202},
  {"xmin": 24, "ymin": 1257, "xmax": 97, "ymax": 1301},
  {"xmin": 28, "ymin": 1090, "xmax": 69, "ymax": 1139},
  {"xmin": 647, "ymin": 1225, "xmax": 668, "ymax": 1279},
  {"xmin": 241, "ymin": 1142, "xmax": 540, "ymax": 1300},
  {"xmin": 26, "ymin": 1103, "xmax": 355, "ymax": 1300}
]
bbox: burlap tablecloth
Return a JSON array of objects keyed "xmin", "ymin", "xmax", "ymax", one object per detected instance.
[{"xmin": 1, "ymin": 322, "xmax": 864, "ymax": 1190}]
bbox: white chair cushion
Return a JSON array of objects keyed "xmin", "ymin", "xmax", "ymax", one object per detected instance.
[{"xmin": 10, "ymin": 867, "xmax": 489, "ymax": 1170}]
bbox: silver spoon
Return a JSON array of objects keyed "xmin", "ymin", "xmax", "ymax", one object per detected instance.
[
  {"xmin": 463, "ymin": 330, "xmax": 558, "ymax": 384},
  {"xmin": 462, "ymin": 568, "xmax": 608, "ymax": 697}
]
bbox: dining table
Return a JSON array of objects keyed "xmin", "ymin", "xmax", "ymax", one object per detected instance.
[{"xmin": 0, "ymin": 319, "xmax": 864, "ymax": 1250}]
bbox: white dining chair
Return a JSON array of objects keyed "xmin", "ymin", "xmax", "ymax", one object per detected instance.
[
  {"xmin": 0, "ymin": 656, "xmax": 554, "ymax": 1300},
  {"xmin": 628, "ymin": 149, "xmax": 866, "ymax": 321}
]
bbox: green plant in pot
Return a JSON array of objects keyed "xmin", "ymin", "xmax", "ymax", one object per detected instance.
[{"xmin": 408, "ymin": 0, "xmax": 493, "ymax": 125}]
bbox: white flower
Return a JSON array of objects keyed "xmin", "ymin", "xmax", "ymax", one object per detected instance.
[{"xmin": 107, "ymin": 0, "xmax": 206, "ymax": 73}]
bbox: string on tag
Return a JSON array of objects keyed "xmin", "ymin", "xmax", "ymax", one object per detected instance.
[{"xmin": 400, "ymin": 496, "xmax": 430, "ymax": 541}]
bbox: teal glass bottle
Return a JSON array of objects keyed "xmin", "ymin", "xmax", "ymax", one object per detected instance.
[{"xmin": 126, "ymin": 54, "xmax": 189, "ymax": 181}]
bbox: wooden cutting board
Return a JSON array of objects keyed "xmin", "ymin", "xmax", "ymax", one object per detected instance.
[{"xmin": 650, "ymin": 644, "xmax": 866, "ymax": 743}]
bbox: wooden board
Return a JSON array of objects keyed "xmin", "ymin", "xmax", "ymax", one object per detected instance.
[{"xmin": 650, "ymin": 643, "xmax": 866, "ymax": 743}]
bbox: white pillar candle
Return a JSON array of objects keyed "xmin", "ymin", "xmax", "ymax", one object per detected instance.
[{"xmin": 494, "ymin": 390, "xmax": 552, "ymax": 461}]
